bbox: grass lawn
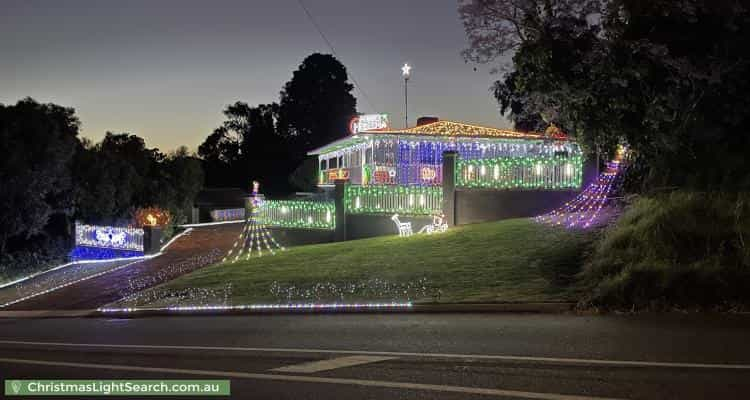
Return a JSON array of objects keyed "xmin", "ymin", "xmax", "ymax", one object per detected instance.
[{"xmin": 120, "ymin": 218, "xmax": 595, "ymax": 306}]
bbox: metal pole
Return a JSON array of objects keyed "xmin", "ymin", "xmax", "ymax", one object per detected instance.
[{"xmin": 404, "ymin": 77, "xmax": 408, "ymax": 128}]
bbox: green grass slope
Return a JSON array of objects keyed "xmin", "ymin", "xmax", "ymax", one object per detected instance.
[{"xmin": 128, "ymin": 218, "xmax": 594, "ymax": 306}]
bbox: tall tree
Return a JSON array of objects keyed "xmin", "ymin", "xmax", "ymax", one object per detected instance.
[
  {"xmin": 278, "ymin": 53, "xmax": 357, "ymax": 154},
  {"xmin": 460, "ymin": 0, "xmax": 750, "ymax": 190},
  {"xmin": 198, "ymin": 102, "xmax": 290, "ymax": 192},
  {"xmin": 0, "ymin": 98, "xmax": 80, "ymax": 254}
]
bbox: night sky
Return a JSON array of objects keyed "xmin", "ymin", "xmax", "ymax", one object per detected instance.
[{"xmin": 1, "ymin": 0, "xmax": 510, "ymax": 152}]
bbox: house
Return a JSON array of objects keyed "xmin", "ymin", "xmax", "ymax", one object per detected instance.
[{"xmin": 308, "ymin": 116, "xmax": 583, "ymax": 191}]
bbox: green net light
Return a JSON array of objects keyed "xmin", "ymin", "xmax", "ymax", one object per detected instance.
[
  {"xmin": 258, "ymin": 200, "xmax": 335, "ymax": 230},
  {"xmin": 456, "ymin": 154, "xmax": 582, "ymax": 190},
  {"xmin": 345, "ymin": 185, "xmax": 442, "ymax": 216}
]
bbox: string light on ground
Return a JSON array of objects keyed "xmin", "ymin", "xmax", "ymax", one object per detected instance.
[
  {"xmin": 98, "ymin": 302, "xmax": 414, "ymax": 313},
  {"xmin": 0, "ymin": 229, "xmax": 193, "ymax": 307},
  {"xmin": 536, "ymin": 149, "xmax": 626, "ymax": 229}
]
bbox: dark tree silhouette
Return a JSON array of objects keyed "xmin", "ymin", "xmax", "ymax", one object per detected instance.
[
  {"xmin": 0, "ymin": 98, "xmax": 79, "ymax": 254},
  {"xmin": 278, "ymin": 53, "xmax": 357, "ymax": 154},
  {"xmin": 461, "ymin": 0, "xmax": 750, "ymax": 190},
  {"xmin": 74, "ymin": 133, "xmax": 204, "ymax": 224},
  {"xmin": 199, "ymin": 53, "xmax": 358, "ymax": 193}
]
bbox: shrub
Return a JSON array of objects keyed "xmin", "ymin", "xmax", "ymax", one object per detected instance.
[
  {"xmin": 0, "ymin": 236, "xmax": 69, "ymax": 285},
  {"xmin": 580, "ymin": 191, "xmax": 750, "ymax": 310}
]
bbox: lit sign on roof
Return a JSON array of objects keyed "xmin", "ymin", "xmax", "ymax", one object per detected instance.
[{"xmin": 350, "ymin": 114, "xmax": 389, "ymax": 134}]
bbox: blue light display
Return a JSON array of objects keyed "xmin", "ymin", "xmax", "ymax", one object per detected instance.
[
  {"xmin": 68, "ymin": 246, "xmax": 144, "ymax": 261},
  {"xmin": 75, "ymin": 223, "xmax": 144, "ymax": 252}
]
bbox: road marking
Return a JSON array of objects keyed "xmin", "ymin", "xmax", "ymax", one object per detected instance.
[
  {"xmin": 0, "ymin": 340, "xmax": 748, "ymax": 370},
  {"xmin": 0, "ymin": 357, "xmax": 624, "ymax": 400},
  {"xmin": 271, "ymin": 355, "xmax": 395, "ymax": 373}
]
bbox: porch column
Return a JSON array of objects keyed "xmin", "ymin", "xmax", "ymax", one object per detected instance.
[
  {"xmin": 442, "ymin": 151, "xmax": 457, "ymax": 227},
  {"xmin": 334, "ymin": 179, "xmax": 347, "ymax": 241}
]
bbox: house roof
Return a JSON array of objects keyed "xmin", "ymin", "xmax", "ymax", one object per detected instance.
[
  {"xmin": 308, "ymin": 120, "xmax": 567, "ymax": 155},
  {"xmin": 371, "ymin": 120, "xmax": 549, "ymax": 140}
]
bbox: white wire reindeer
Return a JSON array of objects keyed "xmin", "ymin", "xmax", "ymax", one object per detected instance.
[
  {"xmin": 418, "ymin": 213, "xmax": 448, "ymax": 234},
  {"xmin": 391, "ymin": 214, "xmax": 413, "ymax": 237}
]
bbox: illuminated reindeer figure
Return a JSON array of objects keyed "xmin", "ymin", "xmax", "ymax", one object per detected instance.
[
  {"xmin": 418, "ymin": 213, "xmax": 448, "ymax": 234},
  {"xmin": 391, "ymin": 214, "xmax": 413, "ymax": 237}
]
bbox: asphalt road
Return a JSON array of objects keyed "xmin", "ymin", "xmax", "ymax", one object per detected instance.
[{"xmin": 1, "ymin": 313, "xmax": 749, "ymax": 399}]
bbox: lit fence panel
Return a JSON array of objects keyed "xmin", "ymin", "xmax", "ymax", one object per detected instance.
[
  {"xmin": 210, "ymin": 208, "xmax": 245, "ymax": 222},
  {"xmin": 345, "ymin": 185, "xmax": 442, "ymax": 215},
  {"xmin": 258, "ymin": 200, "xmax": 335, "ymax": 230},
  {"xmin": 456, "ymin": 155, "xmax": 583, "ymax": 190},
  {"xmin": 75, "ymin": 223, "xmax": 144, "ymax": 252}
]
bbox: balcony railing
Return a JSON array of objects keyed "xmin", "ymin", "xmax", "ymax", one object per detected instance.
[
  {"xmin": 258, "ymin": 200, "xmax": 335, "ymax": 230},
  {"xmin": 456, "ymin": 155, "xmax": 583, "ymax": 190},
  {"xmin": 345, "ymin": 185, "xmax": 442, "ymax": 216}
]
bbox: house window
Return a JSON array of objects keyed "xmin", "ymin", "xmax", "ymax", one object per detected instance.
[
  {"xmin": 329, "ymin": 157, "xmax": 338, "ymax": 169},
  {"xmin": 320, "ymin": 159, "xmax": 328, "ymax": 171}
]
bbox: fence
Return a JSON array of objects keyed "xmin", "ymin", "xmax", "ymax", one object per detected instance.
[
  {"xmin": 75, "ymin": 223, "xmax": 144, "ymax": 252},
  {"xmin": 210, "ymin": 208, "xmax": 245, "ymax": 222},
  {"xmin": 258, "ymin": 200, "xmax": 335, "ymax": 230},
  {"xmin": 456, "ymin": 154, "xmax": 583, "ymax": 190},
  {"xmin": 345, "ymin": 185, "xmax": 443, "ymax": 216}
]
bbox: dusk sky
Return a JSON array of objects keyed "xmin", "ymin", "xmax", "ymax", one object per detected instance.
[{"xmin": 1, "ymin": 0, "xmax": 510, "ymax": 152}]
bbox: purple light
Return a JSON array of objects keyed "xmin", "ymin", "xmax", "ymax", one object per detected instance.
[{"xmin": 536, "ymin": 158, "xmax": 624, "ymax": 229}]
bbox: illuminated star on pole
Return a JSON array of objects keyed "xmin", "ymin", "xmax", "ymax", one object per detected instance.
[{"xmin": 401, "ymin": 63, "xmax": 411, "ymax": 79}]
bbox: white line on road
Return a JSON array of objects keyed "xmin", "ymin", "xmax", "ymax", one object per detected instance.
[
  {"xmin": 0, "ymin": 357, "xmax": 625, "ymax": 400},
  {"xmin": 271, "ymin": 355, "xmax": 395, "ymax": 373},
  {"xmin": 0, "ymin": 340, "xmax": 747, "ymax": 370}
]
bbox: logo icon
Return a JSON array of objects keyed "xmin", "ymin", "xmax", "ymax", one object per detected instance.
[{"xmin": 10, "ymin": 380, "xmax": 22, "ymax": 394}]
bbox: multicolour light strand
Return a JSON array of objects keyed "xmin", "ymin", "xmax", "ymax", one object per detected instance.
[
  {"xmin": 536, "ymin": 153, "xmax": 625, "ymax": 229},
  {"xmin": 98, "ymin": 302, "xmax": 413, "ymax": 313},
  {"xmin": 222, "ymin": 182, "xmax": 285, "ymax": 263},
  {"xmin": 210, "ymin": 208, "xmax": 245, "ymax": 222}
]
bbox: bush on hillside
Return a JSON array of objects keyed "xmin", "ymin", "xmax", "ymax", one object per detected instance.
[{"xmin": 580, "ymin": 191, "xmax": 750, "ymax": 310}]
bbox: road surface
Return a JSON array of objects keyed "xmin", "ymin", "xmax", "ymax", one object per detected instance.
[
  {"xmin": 1, "ymin": 313, "xmax": 749, "ymax": 399},
  {"xmin": 2, "ymin": 224, "xmax": 240, "ymax": 310}
]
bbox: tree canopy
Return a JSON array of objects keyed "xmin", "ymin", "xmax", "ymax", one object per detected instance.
[
  {"xmin": 0, "ymin": 98, "xmax": 79, "ymax": 253},
  {"xmin": 278, "ymin": 53, "xmax": 357, "ymax": 153},
  {"xmin": 199, "ymin": 53, "xmax": 357, "ymax": 193},
  {"xmin": 0, "ymin": 98, "xmax": 204, "ymax": 257},
  {"xmin": 460, "ymin": 0, "xmax": 750, "ymax": 190}
]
